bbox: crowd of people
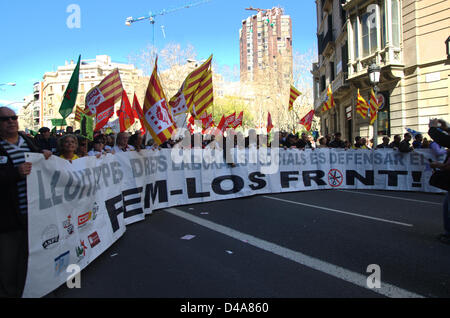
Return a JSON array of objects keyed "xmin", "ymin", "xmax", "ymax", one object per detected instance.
[
  {"xmin": 1, "ymin": 104, "xmax": 450, "ymax": 298},
  {"xmin": 22, "ymin": 125, "xmax": 446, "ymax": 161}
]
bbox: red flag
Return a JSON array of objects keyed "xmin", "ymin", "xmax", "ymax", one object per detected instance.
[
  {"xmin": 232, "ymin": 111, "xmax": 243, "ymax": 129},
  {"xmin": 94, "ymin": 98, "xmax": 116, "ymax": 131},
  {"xmin": 299, "ymin": 110, "xmax": 315, "ymax": 131},
  {"xmin": 223, "ymin": 112, "xmax": 236, "ymax": 131},
  {"xmin": 202, "ymin": 113, "xmax": 214, "ymax": 133},
  {"xmin": 216, "ymin": 115, "xmax": 226, "ymax": 132},
  {"xmin": 267, "ymin": 112, "xmax": 274, "ymax": 134},
  {"xmin": 117, "ymin": 90, "xmax": 135, "ymax": 132},
  {"xmin": 133, "ymin": 93, "xmax": 146, "ymax": 134}
]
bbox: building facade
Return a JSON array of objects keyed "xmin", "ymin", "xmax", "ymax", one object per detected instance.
[
  {"xmin": 239, "ymin": 7, "xmax": 293, "ymax": 87},
  {"xmin": 313, "ymin": 0, "xmax": 450, "ymax": 143},
  {"xmin": 22, "ymin": 55, "xmax": 148, "ymax": 131}
]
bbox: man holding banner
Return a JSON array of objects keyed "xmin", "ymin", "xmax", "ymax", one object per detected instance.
[{"xmin": 0, "ymin": 107, "xmax": 52, "ymax": 297}]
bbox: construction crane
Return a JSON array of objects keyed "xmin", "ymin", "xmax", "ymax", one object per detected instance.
[
  {"xmin": 245, "ymin": 7, "xmax": 269, "ymax": 13},
  {"xmin": 126, "ymin": 0, "xmax": 211, "ymax": 45}
]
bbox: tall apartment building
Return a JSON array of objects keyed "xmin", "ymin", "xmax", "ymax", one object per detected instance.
[
  {"xmin": 313, "ymin": 0, "xmax": 450, "ymax": 142},
  {"xmin": 239, "ymin": 7, "xmax": 293, "ymax": 88},
  {"xmin": 23, "ymin": 55, "xmax": 148, "ymax": 131}
]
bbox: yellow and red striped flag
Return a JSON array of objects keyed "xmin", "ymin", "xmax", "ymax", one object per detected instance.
[
  {"xmin": 143, "ymin": 58, "xmax": 177, "ymax": 146},
  {"xmin": 192, "ymin": 69, "xmax": 213, "ymax": 119},
  {"xmin": 288, "ymin": 85, "xmax": 301, "ymax": 111},
  {"xmin": 322, "ymin": 84, "xmax": 335, "ymax": 112},
  {"xmin": 74, "ymin": 105, "xmax": 87, "ymax": 122},
  {"xmin": 169, "ymin": 55, "xmax": 213, "ymax": 117},
  {"xmin": 369, "ymin": 89, "xmax": 379, "ymax": 125},
  {"xmin": 84, "ymin": 69, "xmax": 123, "ymax": 116},
  {"xmin": 356, "ymin": 89, "xmax": 369, "ymax": 119}
]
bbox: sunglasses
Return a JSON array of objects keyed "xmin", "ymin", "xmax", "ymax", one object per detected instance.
[{"xmin": 0, "ymin": 116, "xmax": 18, "ymax": 122}]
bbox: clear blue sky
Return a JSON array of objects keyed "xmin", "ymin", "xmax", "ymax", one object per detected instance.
[{"xmin": 0, "ymin": 0, "xmax": 317, "ymax": 108}]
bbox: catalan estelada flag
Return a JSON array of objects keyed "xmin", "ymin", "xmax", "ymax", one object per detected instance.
[
  {"xmin": 369, "ymin": 89, "xmax": 379, "ymax": 125},
  {"xmin": 321, "ymin": 84, "xmax": 335, "ymax": 113},
  {"xmin": 143, "ymin": 58, "xmax": 177, "ymax": 146},
  {"xmin": 356, "ymin": 89, "xmax": 369, "ymax": 119},
  {"xmin": 289, "ymin": 85, "xmax": 301, "ymax": 111},
  {"xmin": 299, "ymin": 110, "xmax": 315, "ymax": 131},
  {"xmin": 169, "ymin": 55, "xmax": 213, "ymax": 117},
  {"xmin": 84, "ymin": 69, "xmax": 123, "ymax": 116}
]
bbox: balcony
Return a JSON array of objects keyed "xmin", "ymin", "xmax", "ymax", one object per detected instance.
[
  {"xmin": 322, "ymin": 30, "xmax": 335, "ymax": 57},
  {"xmin": 347, "ymin": 46, "xmax": 403, "ymax": 81}
]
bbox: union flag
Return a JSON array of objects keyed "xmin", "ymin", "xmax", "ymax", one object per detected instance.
[
  {"xmin": 85, "ymin": 69, "xmax": 123, "ymax": 116},
  {"xmin": 142, "ymin": 58, "xmax": 177, "ymax": 145},
  {"xmin": 299, "ymin": 110, "xmax": 315, "ymax": 131}
]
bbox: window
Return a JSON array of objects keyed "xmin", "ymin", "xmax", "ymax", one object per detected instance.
[
  {"xmin": 391, "ymin": 0, "xmax": 400, "ymax": 47},
  {"xmin": 352, "ymin": 19, "xmax": 359, "ymax": 59},
  {"xmin": 381, "ymin": 1, "xmax": 387, "ymax": 48},
  {"xmin": 330, "ymin": 62, "xmax": 335, "ymax": 82},
  {"xmin": 320, "ymin": 75, "xmax": 326, "ymax": 92},
  {"xmin": 361, "ymin": 11, "xmax": 377, "ymax": 56}
]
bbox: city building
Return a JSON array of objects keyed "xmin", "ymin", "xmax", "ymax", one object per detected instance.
[
  {"xmin": 22, "ymin": 55, "xmax": 148, "ymax": 131},
  {"xmin": 239, "ymin": 7, "xmax": 293, "ymax": 88},
  {"xmin": 313, "ymin": 0, "xmax": 450, "ymax": 142}
]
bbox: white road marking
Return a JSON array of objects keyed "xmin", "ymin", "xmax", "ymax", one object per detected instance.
[
  {"xmin": 336, "ymin": 189, "xmax": 442, "ymax": 206},
  {"xmin": 262, "ymin": 196, "xmax": 413, "ymax": 227},
  {"xmin": 165, "ymin": 207, "xmax": 423, "ymax": 298}
]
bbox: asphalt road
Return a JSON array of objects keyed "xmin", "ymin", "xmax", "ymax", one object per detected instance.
[{"xmin": 49, "ymin": 189, "xmax": 450, "ymax": 298}]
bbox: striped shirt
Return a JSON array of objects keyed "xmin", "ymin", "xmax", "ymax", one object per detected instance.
[{"xmin": 0, "ymin": 136, "xmax": 31, "ymax": 215}]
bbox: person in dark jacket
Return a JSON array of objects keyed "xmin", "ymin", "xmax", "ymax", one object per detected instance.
[
  {"xmin": 33, "ymin": 127, "xmax": 57, "ymax": 153},
  {"xmin": 399, "ymin": 133, "xmax": 413, "ymax": 153},
  {"xmin": 389, "ymin": 134, "xmax": 401, "ymax": 149},
  {"xmin": 429, "ymin": 119, "xmax": 450, "ymax": 244},
  {"xmin": 329, "ymin": 132, "xmax": 346, "ymax": 148},
  {"xmin": 0, "ymin": 107, "xmax": 52, "ymax": 297}
]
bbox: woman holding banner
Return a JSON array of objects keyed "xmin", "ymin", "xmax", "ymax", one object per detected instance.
[{"xmin": 58, "ymin": 134, "xmax": 80, "ymax": 163}]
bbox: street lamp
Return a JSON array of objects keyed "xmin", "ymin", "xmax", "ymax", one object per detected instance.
[
  {"xmin": 368, "ymin": 63, "xmax": 381, "ymax": 147},
  {"xmin": 0, "ymin": 82, "xmax": 16, "ymax": 87}
]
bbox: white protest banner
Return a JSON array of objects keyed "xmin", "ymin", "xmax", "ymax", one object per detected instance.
[{"xmin": 23, "ymin": 148, "xmax": 441, "ymax": 297}]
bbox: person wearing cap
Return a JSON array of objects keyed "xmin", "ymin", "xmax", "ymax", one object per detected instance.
[{"xmin": 33, "ymin": 127, "xmax": 57, "ymax": 153}]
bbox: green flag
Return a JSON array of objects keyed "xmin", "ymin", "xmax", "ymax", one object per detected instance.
[
  {"xmin": 80, "ymin": 113, "xmax": 94, "ymax": 141},
  {"xmin": 29, "ymin": 130, "xmax": 38, "ymax": 137},
  {"xmin": 59, "ymin": 55, "xmax": 81, "ymax": 119},
  {"xmin": 51, "ymin": 118, "xmax": 67, "ymax": 126}
]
